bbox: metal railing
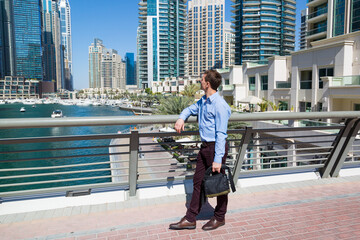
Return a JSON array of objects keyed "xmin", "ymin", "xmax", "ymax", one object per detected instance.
[{"xmin": 1, "ymin": 112, "xmax": 360, "ymax": 200}]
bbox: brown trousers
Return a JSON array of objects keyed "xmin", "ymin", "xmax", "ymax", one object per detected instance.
[{"xmin": 185, "ymin": 142, "xmax": 229, "ymax": 222}]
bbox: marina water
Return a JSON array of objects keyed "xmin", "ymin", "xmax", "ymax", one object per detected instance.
[{"xmin": 0, "ymin": 103, "xmax": 134, "ymax": 193}]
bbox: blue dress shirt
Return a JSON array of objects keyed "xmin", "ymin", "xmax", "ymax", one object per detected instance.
[{"xmin": 179, "ymin": 92, "xmax": 231, "ymax": 163}]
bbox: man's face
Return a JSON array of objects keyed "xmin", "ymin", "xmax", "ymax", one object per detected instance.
[{"xmin": 200, "ymin": 74, "xmax": 209, "ymax": 91}]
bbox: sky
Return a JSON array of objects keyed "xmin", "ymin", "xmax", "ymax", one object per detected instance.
[{"xmin": 70, "ymin": 0, "xmax": 307, "ymax": 90}]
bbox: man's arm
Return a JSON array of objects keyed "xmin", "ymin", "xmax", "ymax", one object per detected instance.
[
  {"xmin": 175, "ymin": 102, "xmax": 200, "ymax": 133},
  {"xmin": 212, "ymin": 104, "xmax": 231, "ymax": 173}
]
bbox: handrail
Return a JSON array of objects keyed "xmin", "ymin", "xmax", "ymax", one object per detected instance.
[
  {"xmin": 1, "ymin": 111, "xmax": 360, "ymax": 129},
  {"xmin": 0, "ymin": 112, "xmax": 360, "ymax": 200}
]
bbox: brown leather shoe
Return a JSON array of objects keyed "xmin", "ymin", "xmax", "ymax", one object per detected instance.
[
  {"xmin": 169, "ymin": 217, "xmax": 196, "ymax": 230},
  {"xmin": 202, "ymin": 217, "xmax": 225, "ymax": 231}
]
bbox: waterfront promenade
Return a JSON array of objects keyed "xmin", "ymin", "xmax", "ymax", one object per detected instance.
[{"xmin": 1, "ymin": 173, "xmax": 360, "ymax": 239}]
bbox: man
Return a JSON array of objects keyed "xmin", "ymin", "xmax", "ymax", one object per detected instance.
[{"xmin": 169, "ymin": 70, "xmax": 231, "ymax": 231}]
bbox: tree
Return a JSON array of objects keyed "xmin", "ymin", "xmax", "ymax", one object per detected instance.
[
  {"xmin": 156, "ymin": 96, "xmax": 194, "ymax": 115},
  {"xmin": 257, "ymin": 98, "xmax": 269, "ymax": 112},
  {"xmin": 269, "ymin": 101, "xmax": 280, "ymax": 111},
  {"xmin": 145, "ymin": 88, "xmax": 153, "ymax": 95},
  {"xmin": 181, "ymin": 84, "xmax": 200, "ymax": 97}
]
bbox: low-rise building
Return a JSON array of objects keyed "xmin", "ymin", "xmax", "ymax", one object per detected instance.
[
  {"xmin": 219, "ymin": 31, "xmax": 360, "ymax": 118},
  {"xmin": 0, "ymin": 76, "xmax": 40, "ymax": 99}
]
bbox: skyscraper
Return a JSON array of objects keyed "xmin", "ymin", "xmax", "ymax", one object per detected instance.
[
  {"xmin": 101, "ymin": 49, "xmax": 125, "ymax": 89},
  {"xmin": 232, "ymin": 0, "xmax": 296, "ymax": 65},
  {"xmin": 0, "ymin": 0, "xmax": 4, "ymax": 78},
  {"xmin": 187, "ymin": 0, "xmax": 225, "ymax": 77},
  {"xmin": 125, "ymin": 52, "xmax": 136, "ymax": 85},
  {"xmin": 306, "ymin": 0, "xmax": 360, "ymax": 48},
  {"xmin": 58, "ymin": 0, "xmax": 73, "ymax": 90},
  {"xmin": 89, "ymin": 39, "xmax": 126, "ymax": 89},
  {"xmin": 42, "ymin": 0, "xmax": 64, "ymax": 91},
  {"xmin": 89, "ymin": 38, "xmax": 105, "ymax": 88},
  {"xmin": 224, "ymin": 21, "xmax": 234, "ymax": 67},
  {"xmin": 1, "ymin": 0, "xmax": 43, "ymax": 80},
  {"xmin": 138, "ymin": 0, "xmax": 187, "ymax": 89}
]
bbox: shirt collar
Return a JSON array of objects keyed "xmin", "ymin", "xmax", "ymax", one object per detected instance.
[{"xmin": 202, "ymin": 91, "xmax": 219, "ymax": 104}]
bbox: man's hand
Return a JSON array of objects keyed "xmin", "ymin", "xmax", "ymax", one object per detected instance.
[
  {"xmin": 174, "ymin": 119, "xmax": 185, "ymax": 133},
  {"xmin": 212, "ymin": 162, "xmax": 221, "ymax": 173}
]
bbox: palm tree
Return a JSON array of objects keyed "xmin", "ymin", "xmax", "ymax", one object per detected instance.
[
  {"xmin": 181, "ymin": 84, "xmax": 200, "ymax": 97},
  {"xmin": 156, "ymin": 96, "xmax": 194, "ymax": 115},
  {"xmin": 257, "ymin": 98, "xmax": 269, "ymax": 112}
]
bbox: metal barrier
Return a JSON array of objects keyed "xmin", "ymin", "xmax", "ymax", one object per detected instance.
[{"xmin": 0, "ymin": 111, "xmax": 360, "ymax": 200}]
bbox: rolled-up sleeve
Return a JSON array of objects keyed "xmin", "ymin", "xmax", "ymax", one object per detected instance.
[{"xmin": 214, "ymin": 105, "xmax": 231, "ymax": 163}]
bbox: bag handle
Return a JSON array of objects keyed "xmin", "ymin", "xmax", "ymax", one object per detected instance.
[{"xmin": 205, "ymin": 164, "xmax": 236, "ymax": 193}]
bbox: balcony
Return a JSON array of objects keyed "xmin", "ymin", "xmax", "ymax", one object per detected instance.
[
  {"xmin": 276, "ymin": 81, "xmax": 291, "ymax": 88},
  {"xmin": 331, "ymin": 75, "xmax": 360, "ymax": 86}
]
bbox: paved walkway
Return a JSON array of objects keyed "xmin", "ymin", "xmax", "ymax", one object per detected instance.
[{"xmin": 1, "ymin": 175, "xmax": 360, "ymax": 240}]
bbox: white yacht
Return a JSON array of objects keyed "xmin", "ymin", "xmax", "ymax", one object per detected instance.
[
  {"xmin": 51, "ymin": 110, "xmax": 63, "ymax": 118},
  {"xmin": 20, "ymin": 107, "xmax": 26, "ymax": 112}
]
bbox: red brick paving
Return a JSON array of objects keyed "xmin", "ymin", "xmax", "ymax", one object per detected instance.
[{"xmin": 1, "ymin": 178, "xmax": 360, "ymax": 240}]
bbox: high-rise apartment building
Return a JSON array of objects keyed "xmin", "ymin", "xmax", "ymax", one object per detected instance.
[
  {"xmin": 224, "ymin": 21, "xmax": 234, "ymax": 67},
  {"xmin": 89, "ymin": 39, "xmax": 126, "ymax": 89},
  {"xmin": 89, "ymin": 38, "xmax": 105, "ymax": 88},
  {"xmin": 58, "ymin": 0, "xmax": 73, "ymax": 90},
  {"xmin": 0, "ymin": 0, "xmax": 43, "ymax": 80},
  {"xmin": 232, "ymin": 0, "xmax": 296, "ymax": 65},
  {"xmin": 137, "ymin": 0, "xmax": 187, "ymax": 89},
  {"xmin": 101, "ymin": 49, "xmax": 125, "ymax": 89},
  {"xmin": 42, "ymin": 0, "xmax": 64, "ymax": 91},
  {"xmin": 187, "ymin": 0, "xmax": 225, "ymax": 77},
  {"xmin": 306, "ymin": 0, "xmax": 360, "ymax": 48},
  {"xmin": 125, "ymin": 52, "xmax": 136, "ymax": 85}
]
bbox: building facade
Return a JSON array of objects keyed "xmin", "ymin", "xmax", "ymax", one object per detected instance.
[
  {"xmin": 0, "ymin": 76, "xmax": 40, "ymax": 99},
  {"xmin": 89, "ymin": 39, "xmax": 126, "ymax": 90},
  {"xmin": 89, "ymin": 38, "xmax": 105, "ymax": 89},
  {"xmin": 101, "ymin": 49, "xmax": 125, "ymax": 89},
  {"xmin": 58, "ymin": 0, "xmax": 73, "ymax": 90},
  {"xmin": 138, "ymin": 0, "xmax": 187, "ymax": 89},
  {"xmin": 187, "ymin": 0, "xmax": 225, "ymax": 77},
  {"xmin": 224, "ymin": 21, "xmax": 234, "ymax": 67},
  {"xmin": 299, "ymin": 9, "xmax": 308, "ymax": 50},
  {"xmin": 231, "ymin": 0, "xmax": 296, "ymax": 65},
  {"xmin": 0, "ymin": 0, "xmax": 43, "ymax": 80},
  {"xmin": 219, "ymin": 31, "xmax": 360, "ymax": 122},
  {"xmin": 42, "ymin": 0, "xmax": 64, "ymax": 91},
  {"xmin": 306, "ymin": 0, "xmax": 360, "ymax": 48}
]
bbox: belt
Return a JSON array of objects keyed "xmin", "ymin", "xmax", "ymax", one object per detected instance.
[{"xmin": 201, "ymin": 141, "xmax": 215, "ymax": 148}]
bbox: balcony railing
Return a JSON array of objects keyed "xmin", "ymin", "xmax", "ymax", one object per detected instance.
[
  {"xmin": 1, "ymin": 112, "xmax": 360, "ymax": 201},
  {"xmin": 276, "ymin": 81, "xmax": 291, "ymax": 88},
  {"xmin": 331, "ymin": 75, "xmax": 360, "ymax": 86}
]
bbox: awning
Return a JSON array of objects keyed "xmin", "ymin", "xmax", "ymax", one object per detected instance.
[{"xmin": 238, "ymin": 96, "xmax": 263, "ymax": 104}]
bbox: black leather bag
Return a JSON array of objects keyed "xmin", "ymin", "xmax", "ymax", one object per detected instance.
[{"xmin": 203, "ymin": 164, "xmax": 236, "ymax": 198}]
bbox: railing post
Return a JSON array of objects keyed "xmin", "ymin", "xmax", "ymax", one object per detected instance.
[
  {"xmin": 129, "ymin": 130, "xmax": 139, "ymax": 197},
  {"xmin": 320, "ymin": 118, "xmax": 360, "ymax": 178},
  {"xmin": 232, "ymin": 126, "xmax": 253, "ymax": 185}
]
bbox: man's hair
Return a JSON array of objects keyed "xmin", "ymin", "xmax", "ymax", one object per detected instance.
[{"xmin": 204, "ymin": 69, "xmax": 222, "ymax": 91}]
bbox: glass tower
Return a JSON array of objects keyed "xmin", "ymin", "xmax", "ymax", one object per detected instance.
[
  {"xmin": 125, "ymin": 52, "xmax": 136, "ymax": 85},
  {"xmin": 138, "ymin": 0, "xmax": 187, "ymax": 89},
  {"xmin": 13, "ymin": 0, "xmax": 43, "ymax": 80},
  {"xmin": 0, "ymin": 0, "xmax": 4, "ymax": 77},
  {"xmin": 58, "ymin": 0, "xmax": 73, "ymax": 90},
  {"xmin": 232, "ymin": 0, "xmax": 296, "ymax": 65}
]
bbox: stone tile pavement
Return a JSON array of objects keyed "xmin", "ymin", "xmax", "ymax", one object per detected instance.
[{"xmin": 1, "ymin": 175, "xmax": 360, "ymax": 240}]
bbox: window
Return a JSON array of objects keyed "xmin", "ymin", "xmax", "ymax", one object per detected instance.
[
  {"xmin": 261, "ymin": 75, "xmax": 268, "ymax": 90},
  {"xmin": 249, "ymin": 76, "xmax": 255, "ymax": 90},
  {"xmin": 300, "ymin": 70, "xmax": 312, "ymax": 89},
  {"xmin": 299, "ymin": 102, "xmax": 311, "ymax": 112},
  {"xmin": 318, "ymin": 67, "xmax": 333, "ymax": 88}
]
